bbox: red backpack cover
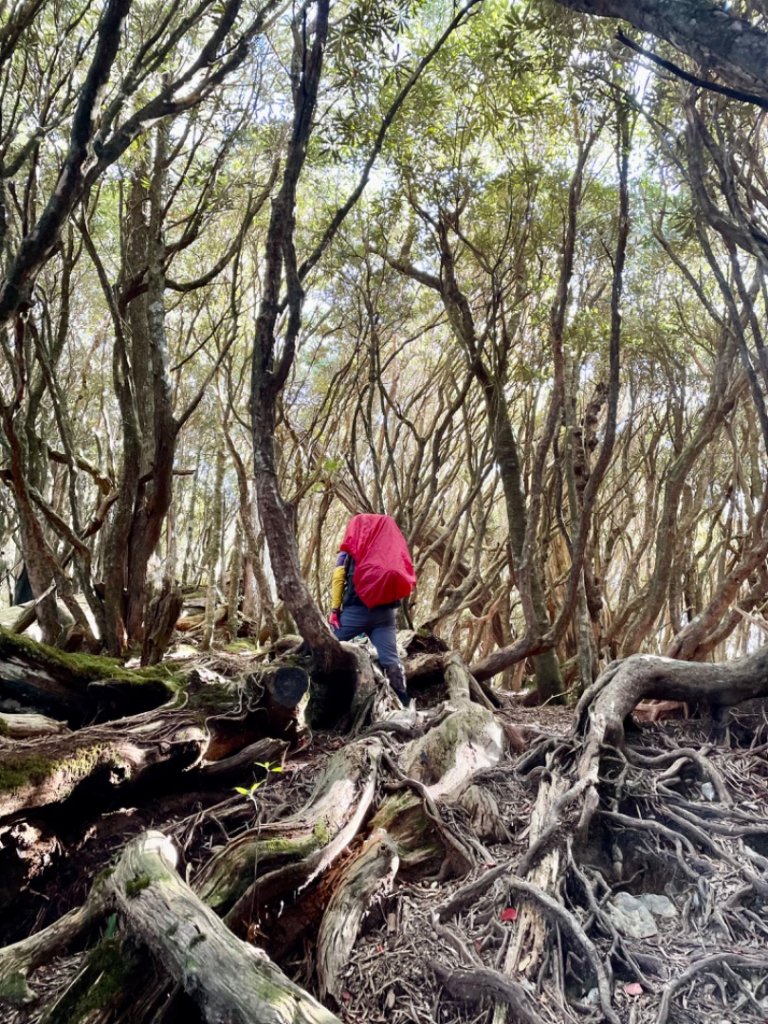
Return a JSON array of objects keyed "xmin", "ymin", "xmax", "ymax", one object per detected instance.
[{"xmin": 340, "ymin": 514, "xmax": 416, "ymax": 609}]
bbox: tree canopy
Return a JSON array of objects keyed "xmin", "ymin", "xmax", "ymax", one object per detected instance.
[{"xmin": 1, "ymin": 1, "xmax": 768, "ymax": 1022}]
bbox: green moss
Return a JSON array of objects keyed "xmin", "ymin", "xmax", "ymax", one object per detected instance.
[
  {"xmin": 186, "ymin": 681, "xmax": 238, "ymax": 714},
  {"xmin": 312, "ymin": 821, "xmax": 331, "ymax": 846},
  {"xmin": 0, "ymin": 717, "xmax": 10, "ymax": 738},
  {"xmin": 370, "ymin": 792, "xmax": 442, "ymax": 868},
  {"xmin": 0, "ymin": 627, "xmax": 181, "ymax": 691},
  {"xmin": 0, "ymin": 752, "xmax": 56, "ymax": 792},
  {"xmin": 0, "ymin": 743, "xmax": 112, "ymax": 794},
  {"xmin": 370, "ymin": 791, "xmax": 419, "ymax": 831},
  {"xmin": 40, "ymin": 938, "xmax": 140, "ymax": 1024},
  {"xmin": 0, "ymin": 970, "xmax": 36, "ymax": 1007},
  {"xmin": 224, "ymin": 640, "xmax": 256, "ymax": 654},
  {"xmin": 123, "ymin": 857, "xmax": 173, "ymax": 897},
  {"xmin": 260, "ymin": 833, "xmax": 316, "ymax": 856},
  {"xmin": 203, "ymin": 831, "xmax": 318, "ymax": 913},
  {"xmin": 125, "ymin": 874, "xmax": 152, "ymax": 897}
]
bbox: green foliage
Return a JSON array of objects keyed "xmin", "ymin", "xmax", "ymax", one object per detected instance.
[
  {"xmin": 234, "ymin": 759, "xmax": 284, "ymax": 803},
  {"xmin": 234, "ymin": 780, "xmax": 264, "ymax": 798},
  {"xmin": 0, "ymin": 0, "xmax": 763, "ymax": 675}
]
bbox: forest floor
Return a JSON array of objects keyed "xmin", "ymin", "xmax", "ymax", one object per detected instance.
[{"xmin": 2, "ymin": 636, "xmax": 768, "ymax": 1024}]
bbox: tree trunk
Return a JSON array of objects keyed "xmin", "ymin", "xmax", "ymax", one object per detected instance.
[
  {"xmin": 553, "ymin": 0, "xmax": 768, "ymax": 104},
  {"xmin": 202, "ymin": 438, "xmax": 226, "ymax": 651},
  {"xmin": 249, "ymin": 0, "xmax": 350, "ymax": 678}
]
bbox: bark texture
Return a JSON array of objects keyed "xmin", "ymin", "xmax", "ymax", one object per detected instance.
[
  {"xmin": 555, "ymin": 0, "xmax": 768, "ymax": 103},
  {"xmin": 107, "ymin": 831, "xmax": 341, "ymax": 1024}
]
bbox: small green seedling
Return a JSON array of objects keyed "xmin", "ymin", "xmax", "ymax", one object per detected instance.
[
  {"xmin": 234, "ymin": 779, "xmax": 264, "ymax": 808},
  {"xmin": 234, "ymin": 760, "xmax": 284, "ymax": 809}
]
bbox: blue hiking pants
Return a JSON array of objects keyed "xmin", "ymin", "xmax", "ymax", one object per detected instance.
[{"xmin": 333, "ymin": 603, "xmax": 400, "ymax": 668}]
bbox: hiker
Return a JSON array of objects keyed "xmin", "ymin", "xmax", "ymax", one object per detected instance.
[{"xmin": 328, "ymin": 513, "xmax": 415, "ymax": 706}]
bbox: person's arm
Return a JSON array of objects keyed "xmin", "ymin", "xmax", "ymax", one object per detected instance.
[{"xmin": 329, "ymin": 551, "xmax": 348, "ymax": 626}]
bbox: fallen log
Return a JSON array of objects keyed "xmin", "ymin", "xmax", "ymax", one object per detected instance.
[
  {"xmin": 105, "ymin": 831, "xmax": 341, "ymax": 1024},
  {"xmin": 200, "ymin": 663, "xmax": 312, "ymax": 760},
  {"xmin": 0, "ymin": 709, "xmax": 206, "ymax": 819},
  {"xmin": 17, "ymin": 830, "xmax": 342, "ymax": 1023},
  {"xmin": 252, "ymin": 663, "xmax": 310, "ymax": 745},
  {"xmin": 0, "ymin": 627, "xmax": 177, "ymax": 724},
  {"xmin": 0, "ymin": 712, "xmax": 69, "ymax": 739}
]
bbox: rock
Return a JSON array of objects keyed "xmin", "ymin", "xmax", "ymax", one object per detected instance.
[
  {"xmin": 638, "ymin": 893, "xmax": 677, "ymax": 918},
  {"xmin": 701, "ymin": 782, "xmax": 716, "ymax": 801},
  {"xmin": 607, "ymin": 892, "xmax": 658, "ymax": 939},
  {"xmin": 586, "ymin": 987, "xmax": 600, "ymax": 1005}
]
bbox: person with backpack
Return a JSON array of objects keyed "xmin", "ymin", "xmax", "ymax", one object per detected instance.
[{"xmin": 328, "ymin": 513, "xmax": 415, "ymax": 706}]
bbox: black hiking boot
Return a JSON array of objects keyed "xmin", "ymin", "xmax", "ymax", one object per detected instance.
[{"xmin": 385, "ymin": 664, "xmax": 410, "ymax": 707}]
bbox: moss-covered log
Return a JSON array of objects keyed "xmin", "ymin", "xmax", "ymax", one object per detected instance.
[
  {"xmin": 107, "ymin": 831, "xmax": 341, "ymax": 1024},
  {"xmin": 0, "ymin": 627, "xmax": 178, "ymax": 724},
  {"xmin": 0, "ymin": 710, "xmax": 206, "ymax": 819}
]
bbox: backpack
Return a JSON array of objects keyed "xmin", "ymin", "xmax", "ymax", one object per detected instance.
[{"xmin": 340, "ymin": 514, "xmax": 416, "ymax": 609}]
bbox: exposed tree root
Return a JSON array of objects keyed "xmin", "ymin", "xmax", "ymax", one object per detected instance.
[
  {"xmin": 428, "ymin": 960, "xmax": 542, "ymax": 1024},
  {"xmin": 0, "ymin": 885, "xmax": 106, "ymax": 1005},
  {"xmin": 4, "ymin": 642, "xmax": 768, "ymax": 1024},
  {"xmin": 196, "ymin": 736, "xmax": 383, "ymax": 920},
  {"xmin": 316, "ymin": 829, "xmax": 399, "ymax": 1001}
]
